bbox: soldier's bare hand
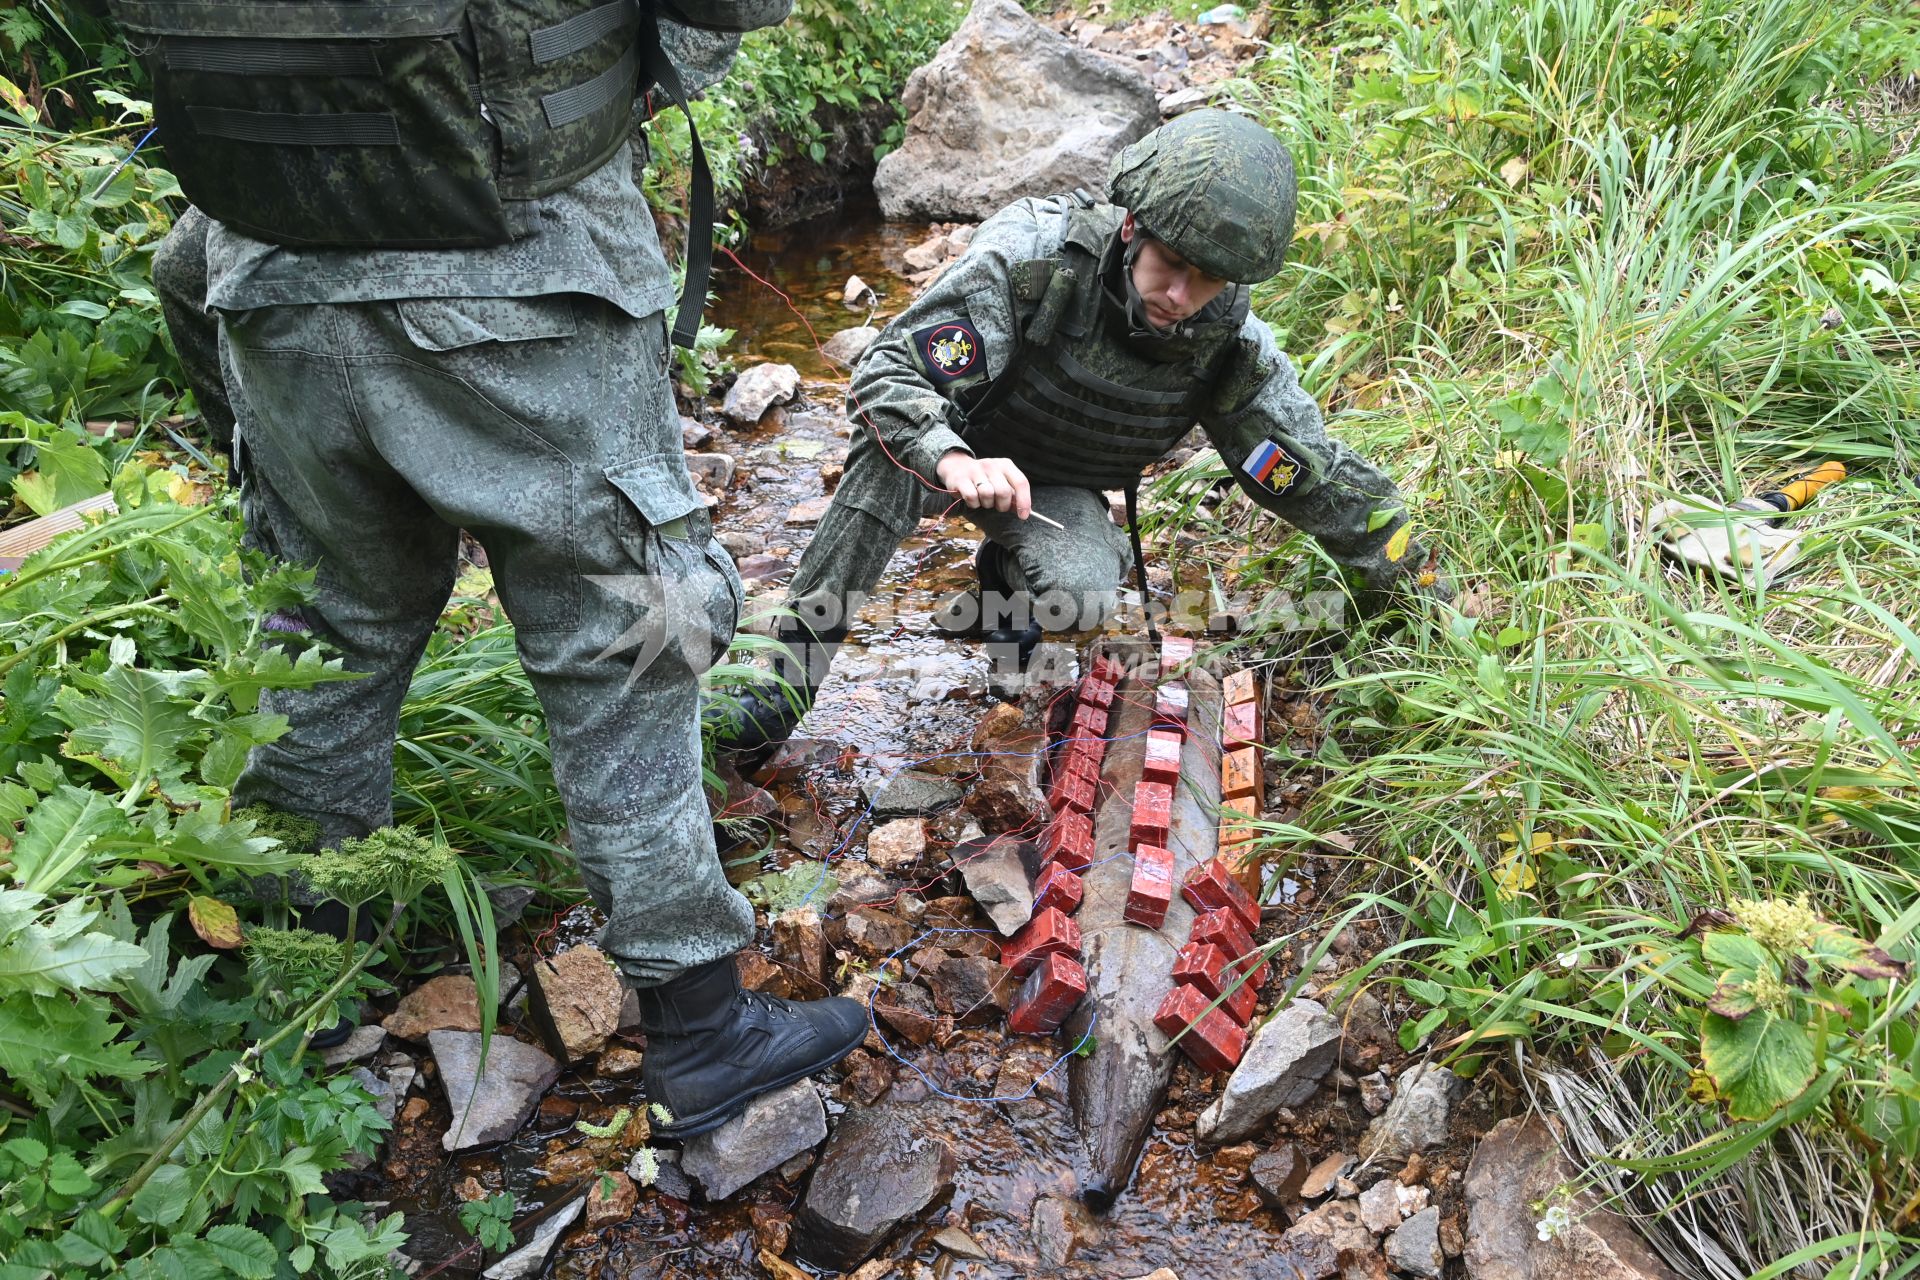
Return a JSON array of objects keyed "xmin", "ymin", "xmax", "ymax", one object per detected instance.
[{"xmin": 936, "ymin": 451, "xmax": 1032, "ymax": 518}]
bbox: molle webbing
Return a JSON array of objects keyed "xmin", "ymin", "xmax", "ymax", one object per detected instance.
[{"xmin": 985, "ymin": 336, "xmax": 1202, "ymax": 489}]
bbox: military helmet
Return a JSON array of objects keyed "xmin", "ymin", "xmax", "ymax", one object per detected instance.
[{"xmin": 1107, "ymin": 109, "xmax": 1298, "ymax": 284}]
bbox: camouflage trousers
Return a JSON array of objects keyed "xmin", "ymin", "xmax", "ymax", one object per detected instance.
[
  {"xmin": 787, "ymin": 422, "xmax": 1133, "ymax": 634},
  {"xmin": 220, "ymin": 294, "xmax": 755, "ymax": 986},
  {"xmin": 152, "ymin": 206, "xmax": 236, "ymax": 452}
]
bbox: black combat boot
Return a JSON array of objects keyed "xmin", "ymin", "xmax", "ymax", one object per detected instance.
[
  {"xmin": 712, "ymin": 618, "xmax": 847, "ymax": 755},
  {"xmin": 934, "ymin": 540, "xmax": 1044, "ymax": 670},
  {"xmin": 634, "ymin": 956, "xmax": 868, "ymax": 1140}
]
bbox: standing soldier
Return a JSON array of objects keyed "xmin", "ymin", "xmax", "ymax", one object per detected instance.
[
  {"xmin": 122, "ymin": 0, "xmax": 867, "ymax": 1140},
  {"xmin": 722, "ymin": 109, "xmax": 1447, "ymax": 752}
]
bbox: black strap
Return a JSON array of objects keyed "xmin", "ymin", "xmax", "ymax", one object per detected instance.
[
  {"xmin": 530, "ymin": 0, "xmax": 638, "ymax": 63},
  {"xmin": 541, "ymin": 43, "xmax": 638, "ymax": 128},
  {"xmin": 1123, "ymin": 483, "xmax": 1160, "ymax": 645},
  {"xmin": 640, "ymin": 17, "xmax": 711, "ymax": 349},
  {"xmin": 187, "ymin": 105, "xmax": 399, "ymax": 147},
  {"xmin": 165, "ymin": 37, "xmax": 381, "ymax": 77},
  {"xmin": 1056, "ymin": 347, "xmax": 1189, "ymax": 404}
]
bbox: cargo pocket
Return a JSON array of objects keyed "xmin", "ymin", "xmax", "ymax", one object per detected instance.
[
  {"xmin": 604, "ymin": 453, "xmax": 741, "ymax": 675},
  {"xmin": 395, "ymin": 295, "xmax": 578, "ymax": 351}
]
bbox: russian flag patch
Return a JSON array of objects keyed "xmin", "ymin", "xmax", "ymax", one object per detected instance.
[{"xmin": 1243, "ymin": 439, "xmax": 1302, "ymax": 494}]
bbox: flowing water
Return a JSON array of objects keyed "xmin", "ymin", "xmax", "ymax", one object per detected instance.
[{"xmin": 367, "ymin": 207, "xmax": 1321, "ymax": 1279}]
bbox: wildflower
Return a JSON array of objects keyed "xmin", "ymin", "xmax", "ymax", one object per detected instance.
[
  {"xmin": 1535, "ymin": 1203, "xmax": 1572, "ymax": 1241},
  {"xmin": 1556, "ymin": 950, "xmax": 1579, "ymax": 970},
  {"xmin": 1729, "ymin": 894, "xmax": 1821, "ymax": 952}
]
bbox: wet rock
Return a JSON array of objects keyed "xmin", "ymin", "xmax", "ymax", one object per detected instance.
[
  {"xmin": 680, "ymin": 1080, "xmax": 827, "ymax": 1201},
  {"xmin": 837, "ymin": 1048, "xmax": 892, "ymax": 1105},
  {"xmin": 384, "ymin": 974, "xmax": 483, "ymax": 1042},
  {"xmin": 949, "ymin": 834, "xmax": 1038, "ymax": 936},
  {"xmin": 722, "ymin": 362, "xmax": 800, "ymax": 426},
  {"xmin": 1301, "ymin": 1152, "xmax": 1354, "ymax": 1200},
  {"xmin": 736, "ymin": 553, "xmax": 784, "ymax": 580},
  {"xmin": 965, "ymin": 718, "xmax": 1049, "ymax": 834},
  {"xmin": 842, "ymin": 275, "xmax": 874, "ymax": 308},
  {"xmin": 874, "ymin": 984, "xmax": 944, "ymax": 1047},
  {"xmin": 785, "ymin": 495, "xmax": 831, "ymax": 525},
  {"xmin": 969, "ymin": 700, "xmax": 1024, "ymax": 748},
  {"xmin": 586, "ymin": 1171, "xmax": 638, "ymax": 1228},
  {"xmin": 795, "ymin": 1105, "xmax": 957, "ymax": 1270},
  {"xmin": 820, "ymin": 325, "xmax": 880, "ymax": 367},
  {"xmin": 430, "ymin": 1031, "xmax": 561, "ymax": 1152},
  {"xmin": 1360, "ymin": 1063, "xmax": 1460, "ymax": 1165},
  {"xmin": 874, "ymin": 0, "xmax": 1157, "ymax": 221},
  {"xmin": 1464, "ymin": 1116, "xmax": 1682, "ymax": 1280},
  {"xmin": 836, "ymin": 905, "xmax": 915, "ymax": 959},
  {"xmin": 751, "ymin": 1202, "xmax": 793, "ymax": 1256},
  {"xmin": 480, "ymin": 1194, "xmax": 582, "ymax": 1279},
  {"xmin": 1283, "ymin": 1200, "xmax": 1374, "ymax": 1272},
  {"xmin": 737, "ymin": 949, "xmax": 793, "ymax": 998},
  {"xmin": 631, "ymin": 1148, "xmax": 694, "ymax": 1201},
  {"xmin": 771, "ymin": 907, "xmax": 832, "ymax": 991},
  {"xmin": 535, "ymin": 945, "xmax": 625, "ymax": 1059},
  {"xmin": 865, "ymin": 818, "xmax": 928, "ymax": 872},
  {"xmin": 927, "ymin": 954, "xmax": 1017, "ymax": 1024},
  {"xmin": 1031, "ymin": 1194, "xmax": 1100, "ymax": 1269},
  {"xmin": 1251, "ymin": 1141, "xmax": 1309, "ymax": 1207},
  {"xmin": 684, "ymin": 452, "xmax": 735, "ymax": 490},
  {"xmin": 319, "ymin": 1024, "xmax": 387, "ymax": 1067},
  {"xmin": 1359, "ymin": 1070, "xmax": 1393, "ymax": 1115},
  {"xmin": 901, "ymin": 233, "xmax": 955, "ymax": 272},
  {"xmin": 934, "ymin": 1225, "xmax": 989, "ymax": 1260},
  {"xmin": 681, "ymin": 416, "xmax": 714, "ymax": 449},
  {"xmin": 716, "ymin": 529, "xmax": 758, "ymax": 558},
  {"xmin": 597, "ymin": 1045, "xmax": 644, "ymax": 1077},
  {"xmin": 1197, "ymin": 999, "xmax": 1342, "ymax": 1143},
  {"xmin": 1388, "ymin": 1206, "xmax": 1443, "ymax": 1277},
  {"xmin": 865, "ymin": 770, "xmax": 965, "ymax": 818}
]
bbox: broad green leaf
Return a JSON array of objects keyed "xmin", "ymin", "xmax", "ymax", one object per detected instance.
[
  {"xmin": 129, "ymin": 1162, "xmax": 192, "ymax": 1227},
  {"xmin": 57, "ymin": 667, "xmax": 203, "ymax": 786},
  {"xmin": 134, "ymin": 805, "xmax": 296, "ymax": 877},
  {"xmin": 9, "ymin": 784, "xmax": 127, "ymax": 894},
  {"xmin": 1700, "ymin": 931, "xmax": 1771, "ymax": 973},
  {"xmin": 0, "ymin": 990, "xmax": 156, "ymax": 1106},
  {"xmin": 12, "ymin": 433, "xmax": 109, "ymax": 517},
  {"xmin": 1706, "ymin": 978, "xmax": 1761, "ymax": 1020},
  {"xmin": 55, "ymin": 1210, "xmax": 124, "ymax": 1267},
  {"xmin": 1701, "ymin": 1008, "xmax": 1819, "ymax": 1121},
  {"xmin": 209, "ymin": 645, "xmax": 359, "ymax": 715},
  {"xmin": 0, "ymin": 894, "xmax": 147, "ymax": 995},
  {"xmin": 202, "ymin": 1224, "xmax": 276, "ymax": 1279}
]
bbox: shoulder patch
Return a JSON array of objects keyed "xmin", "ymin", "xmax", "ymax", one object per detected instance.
[
  {"xmin": 912, "ymin": 320, "xmax": 987, "ymax": 384},
  {"xmin": 1243, "ymin": 438, "xmax": 1302, "ymax": 495}
]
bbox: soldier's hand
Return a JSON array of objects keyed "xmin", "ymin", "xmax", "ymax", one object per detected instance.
[{"xmin": 936, "ymin": 451, "xmax": 1032, "ymax": 518}]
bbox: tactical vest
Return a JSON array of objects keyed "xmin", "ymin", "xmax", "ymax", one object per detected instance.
[
  {"xmin": 961, "ymin": 203, "xmax": 1249, "ymax": 491},
  {"xmin": 109, "ymin": 0, "xmax": 786, "ymax": 344}
]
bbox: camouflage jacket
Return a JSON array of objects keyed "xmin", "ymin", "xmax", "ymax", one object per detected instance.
[{"xmin": 848, "ymin": 194, "xmax": 1429, "ymax": 593}]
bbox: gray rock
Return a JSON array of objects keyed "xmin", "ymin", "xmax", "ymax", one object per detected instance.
[
  {"xmin": 385, "ymin": 1062, "xmax": 417, "ymax": 1106},
  {"xmin": 1196, "ymin": 999, "xmax": 1343, "ymax": 1143},
  {"xmin": 934, "ymin": 1226, "xmax": 989, "ymax": 1260},
  {"xmin": 1359, "ymin": 1070, "xmax": 1393, "ymax": 1115},
  {"xmin": 874, "ymin": 0, "xmax": 1159, "ymax": 221},
  {"xmin": 865, "ymin": 769, "xmax": 964, "ymax": 818},
  {"xmin": 716, "ymin": 529, "xmax": 759, "ymax": 558},
  {"xmin": 319, "ymin": 1024, "xmax": 387, "ymax": 1068},
  {"xmin": 796, "ymin": 1105, "xmax": 957, "ymax": 1270},
  {"xmin": 949, "ymin": 835, "xmax": 1038, "ymax": 936},
  {"xmin": 350, "ymin": 1067, "xmax": 398, "ymax": 1125},
  {"xmin": 684, "ymin": 452, "xmax": 735, "ymax": 490},
  {"xmin": 681, "ymin": 416, "xmax": 714, "ymax": 449},
  {"xmin": 1278, "ymin": 1199, "xmax": 1368, "ymax": 1280},
  {"xmin": 1464, "ymin": 1116, "xmax": 1681, "ymax": 1280},
  {"xmin": 1250, "ymin": 1141, "xmax": 1309, "ymax": 1208},
  {"xmin": 721, "ymin": 362, "xmax": 801, "ymax": 426},
  {"xmin": 480, "ymin": 1195, "xmax": 583, "ymax": 1280},
  {"xmin": 429, "ymin": 1031, "xmax": 561, "ymax": 1152},
  {"xmin": 1360, "ymin": 1063, "xmax": 1460, "ymax": 1165},
  {"xmin": 632, "ymin": 1148, "xmax": 695, "ymax": 1201},
  {"xmin": 1358, "ymin": 1177, "xmax": 1403, "ymax": 1234},
  {"xmin": 680, "ymin": 1080, "xmax": 827, "ymax": 1201},
  {"xmin": 1388, "ymin": 1206, "xmax": 1444, "ymax": 1277},
  {"xmin": 820, "ymin": 325, "xmax": 880, "ymax": 367}
]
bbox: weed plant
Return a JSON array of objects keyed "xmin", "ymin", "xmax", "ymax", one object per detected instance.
[{"xmin": 1145, "ymin": 0, "xmax": 1919, "ymax": 1273}]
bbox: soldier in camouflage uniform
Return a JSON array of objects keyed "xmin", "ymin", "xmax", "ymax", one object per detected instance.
[
  {"xmin": 723, "ymin": 110, "xmax": 1443, "ymax": 751},
  {"xmin": 161, "ymin": 10, "xmax": 866, "ymax": 1141}
]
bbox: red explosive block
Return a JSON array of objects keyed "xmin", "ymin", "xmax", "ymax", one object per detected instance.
[
  {"xmin": 1001, "ymin": 906, "xmax": 1082, "ymax": 978},
  {"xmin": 1057, "ymin": 732, "xmax": 1106, "ymax": 780},
  {"xmin": 1172, "ymin": 942, "xmax": 1259, "ymax": 1025},
  {"xmin": 1090, "ymin": 654, "xmax": 1126, "ymax": 688},
  {"xmin": 1124, "ymin": 842, "xmax": 1175, "ymax": 928},
  {"xmin": 1032, "ymin": 861, "xmax": 1084, "ymax": 916},
  {"xmin": 1007, "ymin": 952, "xmax": 1088, "ymax": 1035},
  {"xmin": 1077, "ymin": 673, "xmax": 1115, "ymax": 711},
  {"xmin": 1154, "ymin": 982, "xmax": 1247, "ymax": 1073},
  {"xmin": 1181, "ymin": 857, "xmax": 1260, "ymax": 936},
  {"xmin": 1142, "ymin": 730, "xmax": 1184, "ymax": 786},
  {"xmin": 1130, "ymin": 780, "xmax": 1174, "ymax": 848},
  {"xmin": 1040, "ymin": 810, "xmax": 1094, "ymax": 871},
  {"xmin": 1222, "ymin": 668, "xmax": 1258, "ymax": 707},
  {"xmin": 1154, "ymin": 683, "xmax": 1190, "ymax": 731},
  {"xmin": 1190, "ymin": 908, "xmax": 1268, "ymax": 987},
  {"xmin": 1070, "ymin": 701, "xmax": 1109, "ymax": 740},
  {"xmin": 1160, "ymin": 635, "xmax": 1197, "ymax": 679},
  {"xmin": 1221, "ymin": 746, "xmax": 1261, "ymax": 803},
  {"xmin": 1222, "ymin": 700, "xmax": 1260, "ymax": 751},
  {"xmin": 1047, "ymin": 757, "xmax": 1098, "ymax": 816}
]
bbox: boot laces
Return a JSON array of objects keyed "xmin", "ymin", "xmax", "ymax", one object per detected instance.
[{"xmin": 741, "ymin": 990, "xmax": 796, "ymax": 1019}]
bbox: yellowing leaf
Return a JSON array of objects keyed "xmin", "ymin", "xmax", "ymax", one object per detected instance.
[
  {"xmin": 188, "ymin": 895, "xmax": 244, "ymax": 949},
  {"xmin": 1499, "ymin": 156, "xmax": 1531, "ymax": 187},
  {"xmin": 1492, "ymin": 852, "xmax": 1537, "ymax": 896},
  {"xmin": 1384, "ymin": 523, "xmax": 1413, "ymax": 563}
]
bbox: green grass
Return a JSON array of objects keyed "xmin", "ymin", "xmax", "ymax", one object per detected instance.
[{"xmin": 1145, "ymin": 0, "xmax": 1920, "ymax": 1271}]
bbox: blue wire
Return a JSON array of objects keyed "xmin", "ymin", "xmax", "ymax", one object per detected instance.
[{"xmin": 89, "ymin": 125, "xmax": 159, "ymax": 201}]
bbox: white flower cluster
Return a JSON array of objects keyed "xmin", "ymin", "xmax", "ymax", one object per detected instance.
[{"xmin": 1535, "ymin": 1203, "xmax": 1573, "ymax": 1241}]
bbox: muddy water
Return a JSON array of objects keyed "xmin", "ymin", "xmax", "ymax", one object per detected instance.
[{"xmin": 372, "ymin": 211, "xmax": 1321, "ymax": 1278}]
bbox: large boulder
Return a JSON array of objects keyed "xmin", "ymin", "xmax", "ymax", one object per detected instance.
[
  {"xmin": 874, "ymin": 0, "xmax": 1159, "ymax": 222},
  {"xmin": 795, "ymin": 1105, "xmax": 956, "ymax": 1269},
  {"xmin": 1464, "ymin": 1116, "xmax": 1682, "ymax": 1280},
  {"xmin": 1195, "ymin": 999, "xmax": 1342, "ymax": 1143}
]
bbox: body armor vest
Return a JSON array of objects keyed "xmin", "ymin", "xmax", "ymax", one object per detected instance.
[{"xmin": 961, "ymin": 205, "xmax": 1248, "ymax": 491}]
